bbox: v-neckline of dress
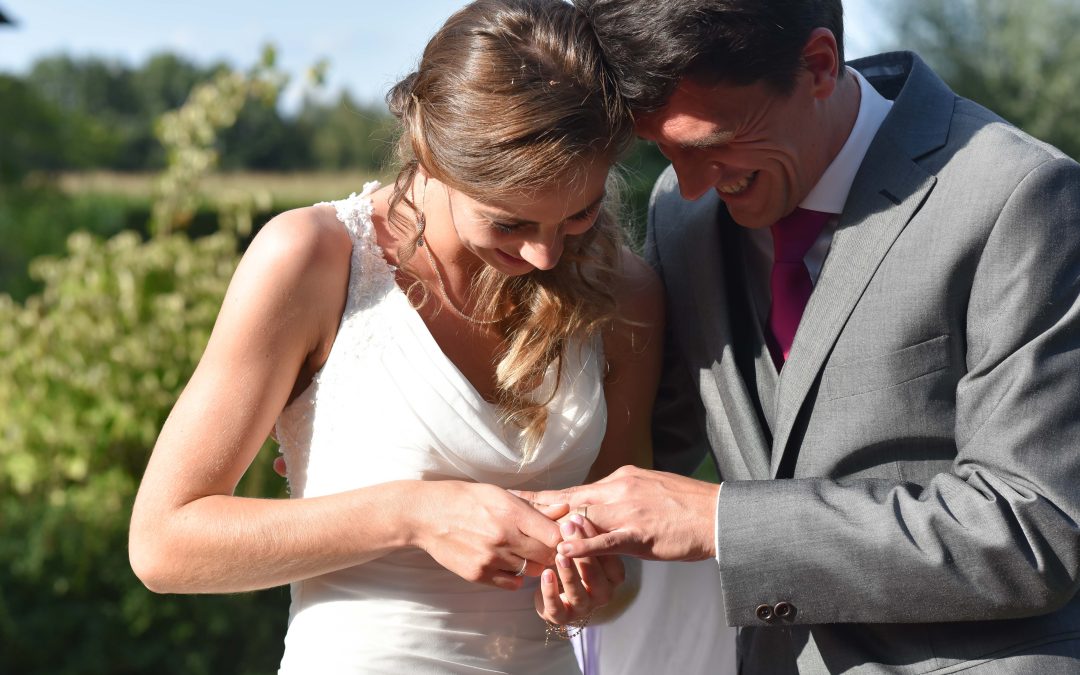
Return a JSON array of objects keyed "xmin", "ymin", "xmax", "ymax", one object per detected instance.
[{"xmin": 357, "ymin": 190, "xmax": 508, "ymax": 417}]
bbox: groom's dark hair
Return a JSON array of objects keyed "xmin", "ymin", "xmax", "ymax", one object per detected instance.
[{"xmin": 574, "ymin": 0, "xmax": 845, "ymax": 112}]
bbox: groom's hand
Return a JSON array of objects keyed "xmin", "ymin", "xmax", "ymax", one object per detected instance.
[{"xmin": 514, "ymin": 465, "xmax": 720, "ymax": 562}]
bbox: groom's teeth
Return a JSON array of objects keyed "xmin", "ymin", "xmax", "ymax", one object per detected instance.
[{"xmin": 717, "ymin": 172, "xmax": 757, "ymax": 195}]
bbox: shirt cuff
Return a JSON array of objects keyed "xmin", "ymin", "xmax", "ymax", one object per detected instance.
[{"xmin": 714, "ymin": 481, "xmax": 723, "ymax": 565}]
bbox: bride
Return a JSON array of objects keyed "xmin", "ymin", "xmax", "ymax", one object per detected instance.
[{"xmin": 129, "ymin": 0, "xmax": 664, "ymax": 672}]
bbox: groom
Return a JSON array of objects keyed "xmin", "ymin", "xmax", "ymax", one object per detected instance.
[{"xmin": 518, "ymin": 0, "xmax": 1080, "ymax": 671}]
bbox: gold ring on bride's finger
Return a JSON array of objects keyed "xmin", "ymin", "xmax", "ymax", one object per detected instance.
[
  {"xmin": 514, "ymin": 558, "xmax": 528, "ymax": 577},
  {"xmin": 573, "ymin": 504, "xmax": 589, "ymax": 520}
]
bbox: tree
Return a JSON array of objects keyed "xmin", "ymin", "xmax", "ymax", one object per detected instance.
[
  {"xmin": 0, "ymin": 75, "xmax": 67, "ymax": 181},
  {"xmin": 297, "ymin": 91, "xmax": 397, "ymax": 172},
  {"xmin": 891, "ymin": 0, "xmax": 1080, "ymax": 160}
]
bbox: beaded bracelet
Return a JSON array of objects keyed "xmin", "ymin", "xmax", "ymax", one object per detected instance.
[{"xmin": 544, "ymin": 615, "xmax": 592, "ymax": 646}]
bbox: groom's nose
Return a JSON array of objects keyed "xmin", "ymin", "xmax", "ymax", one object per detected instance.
[{"xmin": 670, "ymin": 156, "xmax": 725, "ymax": 202}]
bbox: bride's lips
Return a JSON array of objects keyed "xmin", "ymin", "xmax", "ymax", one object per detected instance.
[{"xmin": 496, "ymin": 249, "xmax": 531, "ymax": 268}]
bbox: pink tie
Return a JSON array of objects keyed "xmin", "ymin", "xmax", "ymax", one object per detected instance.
[{"xmin": 768, "ymin": 208, "xmax": 831, "ymax": 367}]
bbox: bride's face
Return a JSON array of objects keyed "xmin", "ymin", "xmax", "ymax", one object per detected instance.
[{"xmin": 443, "ymin": 161, "xmax": 611, "ymax": 275}]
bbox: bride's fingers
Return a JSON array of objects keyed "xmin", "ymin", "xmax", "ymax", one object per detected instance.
[
  {"xmin": 555, "ymin": 523, "xmax": 589, "ymax": 614},
  {"xmin": 571, "ymin": 515, "xmax": 624, "ymax": 589},
  {"xmin": 597, "ymin": 551, "xmax": 626, "ymax": 586},
  {"xmin": 564, "ymin": 519, "xmax": 610, "ymax": 606},
  {"xmin": 489, "ymin": 572, "xmax": 526, "ymax": 592},
  {"xmin": 538, "ymin": 568, "xmax": 568, "ymax": 623}
]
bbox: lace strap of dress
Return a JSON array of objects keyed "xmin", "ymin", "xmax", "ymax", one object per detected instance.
[{"xmin": 315, "ymin": 180, "xmax": 381, "ymax": 243}]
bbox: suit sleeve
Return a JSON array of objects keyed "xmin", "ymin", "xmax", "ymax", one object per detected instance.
[
  {"xmin": 645, "ymin": 168, "xmax": 711, "ymax": 477},
  {"xmin": 716, "ymin": 157, "xmax": 1080, "ymax": 625}
]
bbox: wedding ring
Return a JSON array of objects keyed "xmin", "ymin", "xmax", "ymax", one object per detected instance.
[
  {"xmin": 573, "ymin": 504, "xmax": 589, "ymax": 520},
  {"xmin": 514, "ymin": 558, "xmax": 528, "ymax": 577}
]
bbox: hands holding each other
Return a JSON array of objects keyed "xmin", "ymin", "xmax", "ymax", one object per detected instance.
[
  {"xmin": 533, "ymin": 510, "xmax": 625, "ymax": 629},
  {"xmin": 270, "ymin": 455, "xmax": 634, "ymax": 626}
]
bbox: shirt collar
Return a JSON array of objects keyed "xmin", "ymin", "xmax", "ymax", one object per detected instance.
[{"xmin": 800, "ymin": 67, "xmax": 893, "ymax": 214}]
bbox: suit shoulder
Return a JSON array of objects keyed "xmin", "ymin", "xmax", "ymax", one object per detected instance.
[
  {"xmin": 648, "ymin": 164, "xmax": 681, "ymax": 213},
  {"xmin": 952, "ymin": 98, "xmax": 1074, "ymax": 168}
]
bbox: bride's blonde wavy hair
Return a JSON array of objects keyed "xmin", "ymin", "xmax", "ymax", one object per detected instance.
[{"xmin": 384, "ymin": 0, "xmax": 634, "ymax": 464}]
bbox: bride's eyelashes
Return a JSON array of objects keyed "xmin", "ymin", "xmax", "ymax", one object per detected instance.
[{"xmin": 489, "ymin": 202, "xmax": 603, "ymax": 235}]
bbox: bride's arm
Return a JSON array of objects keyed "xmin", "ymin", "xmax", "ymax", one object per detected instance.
[
  {"xmin": 129, "ymin": 207, "xmax": 562, "ymax": 595},
  {"xmin": 590, "ymin": 247, "xmax": 665, "ymax": 480}
]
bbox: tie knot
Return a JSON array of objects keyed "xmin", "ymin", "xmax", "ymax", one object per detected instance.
[{"xmin": 771, "ymin": 208, "xmax": 831, "ymax": 263}]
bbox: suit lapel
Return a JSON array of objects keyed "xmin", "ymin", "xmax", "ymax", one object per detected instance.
[
  {"xmin": 768, "ymin": 53, "xmax": 955, "ymax": 478},
  {"xmin": 675, "ymin": 194, "xmax": 773, "ymax": 479},
  {"xmin": 769, "ymin": 137, "xmax": 937, "ymax": 477}
]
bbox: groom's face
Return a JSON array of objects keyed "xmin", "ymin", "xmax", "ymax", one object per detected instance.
[{"xmin": 635, "ymin": 73, "xmax": 832, "ymax": 230}]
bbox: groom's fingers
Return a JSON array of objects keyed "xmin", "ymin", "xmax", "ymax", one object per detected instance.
[
  {"xmin": 532, "ymin": 502, "xmax": 570, "ymax": 521},
  {"xmin": 511, "ymin": 483, "xmax": 602, "ymax": 509},
  {"xmin": 557, "ymin": 529, "xmax": 635, "ymax": 559},
  {"xmin": 509, "ymin": 487, "xmax": 573, "ymax": 506}
]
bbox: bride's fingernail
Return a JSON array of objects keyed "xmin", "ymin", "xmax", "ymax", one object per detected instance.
[
  {"xmin": 560, "ymin": 522, "xmax": 576, "ymax": 537},
  {"xmin": 543, "ymin": 569, "xmax": 556, "ymax": 583},
  {"xmin": 556, "ymin": 554, "xmax": 571, "ymax": 569},
  {"xmin": 569, "ymin": 514, "xmax": 584, "ymax": 526}
]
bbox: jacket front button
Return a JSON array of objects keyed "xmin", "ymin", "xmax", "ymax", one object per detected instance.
[
  {"xmin": 774, "ymin": 601, "xmax": 796, "ymax": 620},
  {"xmin": 755, "ymin": 604, "xmax": 774, "ymax": 622}
]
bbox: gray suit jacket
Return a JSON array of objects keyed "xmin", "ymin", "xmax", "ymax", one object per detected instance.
[{"xmin": 647, "ymin": 52, "xmax": 1080, "ymax": 673}]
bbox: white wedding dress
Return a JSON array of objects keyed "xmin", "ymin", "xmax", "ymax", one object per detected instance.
[{"xmin": 274, "ymin": 183, "xmax": 605, "ymax": 674}]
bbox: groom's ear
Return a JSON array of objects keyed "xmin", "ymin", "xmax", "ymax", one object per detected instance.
[{"xmin": 801, "ymin": 27, "xmax": 842, "ymax": 100}]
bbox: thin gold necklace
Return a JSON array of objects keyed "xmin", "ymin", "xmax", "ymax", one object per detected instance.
[{"xmin": 415, "ymin": 179, "xmax": 503, "ymax": 326}]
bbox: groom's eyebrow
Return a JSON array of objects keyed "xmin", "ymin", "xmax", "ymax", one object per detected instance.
[{"xmin": 680, "ymin": 129, "xmax": 735, "ymax": 149}]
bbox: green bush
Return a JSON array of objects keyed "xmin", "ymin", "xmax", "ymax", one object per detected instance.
[
  {"xmin": 0, "ymin": 187, "xmax": 134, "ymax": 301},
  {"xmin": 0, "ymin": 228, "xmax": 288, "ymax": 674},
  {"xmin": 0, "ymin": 49, "xmax": 303, "ymax": 675}
]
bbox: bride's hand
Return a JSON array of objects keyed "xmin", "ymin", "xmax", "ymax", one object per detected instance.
[
  {"xmin": 409, "ymin": 481, "xmax": 569, "ymax": 591},
  {"xmin": 535, "ymin": 514, "xmax": 625, "ymax": 626}
]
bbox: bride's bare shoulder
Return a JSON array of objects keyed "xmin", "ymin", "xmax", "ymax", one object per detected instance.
[
  {"xmin": 224, "ymin": 204, "xmax": 354, "ymax": 342},
  {"xmin": 249, "ymin": 204, "xmax": 353, "ymax": 275}
]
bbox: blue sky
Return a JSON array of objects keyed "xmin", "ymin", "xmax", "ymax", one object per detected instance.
[{"xmin": 0, "ymin": 1, "xmax": 893, "ymax": 113}]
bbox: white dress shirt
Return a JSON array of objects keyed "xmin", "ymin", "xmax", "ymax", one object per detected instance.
[{"xmin": 744, "ymin": 66, "xmax": 893, "ymax": 285}]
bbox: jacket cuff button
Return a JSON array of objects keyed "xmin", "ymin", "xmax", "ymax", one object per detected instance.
[
  {"xmin": 774, "ymin": 601, "xmax": 796, "ymax": 620},
  {"xmin": 755, "ymin": 604, "xmax": 775, "ymax": 622}
]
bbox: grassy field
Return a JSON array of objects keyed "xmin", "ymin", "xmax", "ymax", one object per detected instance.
[{"xmin": 57, "ymin": 170, "xmax": 397, "ymax": 209}]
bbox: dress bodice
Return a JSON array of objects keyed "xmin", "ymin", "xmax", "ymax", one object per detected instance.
[{"xmin": 274, "ymin": 182, "xmax": 605, "ymax": 673}]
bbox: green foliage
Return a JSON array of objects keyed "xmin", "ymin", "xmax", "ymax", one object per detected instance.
[
  {"xmin": 0, "ymin": 187, "xmax": 132, "ymax": 301},
  {"xmin": 1, "ymin": 52, "xmax": 293, "ymax": 675},
  {"xmin": 25, "ymin": 53, "xmax": 220, "ymax": 171},
  {"xmin": 9, "ymin": 50, "xmax": 398, "ymax": 176},
  {"xmin": 892, "ymin": 0, "xmax": 1080, "ymax": 160},
  {"xmin": 0, "ymin": 227, "xmax": 288, "ymax": 674},
  {"xmin": 0, "ymin": 70, "xmax": 130, "ymax": 177},
  {"xmin": 296, "ymin": 92, "xmax": 398, "ymax": 172},
  {"xmin": 151, "ymin": 46, "xmax": 284, "ymax": 236},
  {"xmin": 618, "ymin": 140, "xmax": 670, "ymax": 252}
]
